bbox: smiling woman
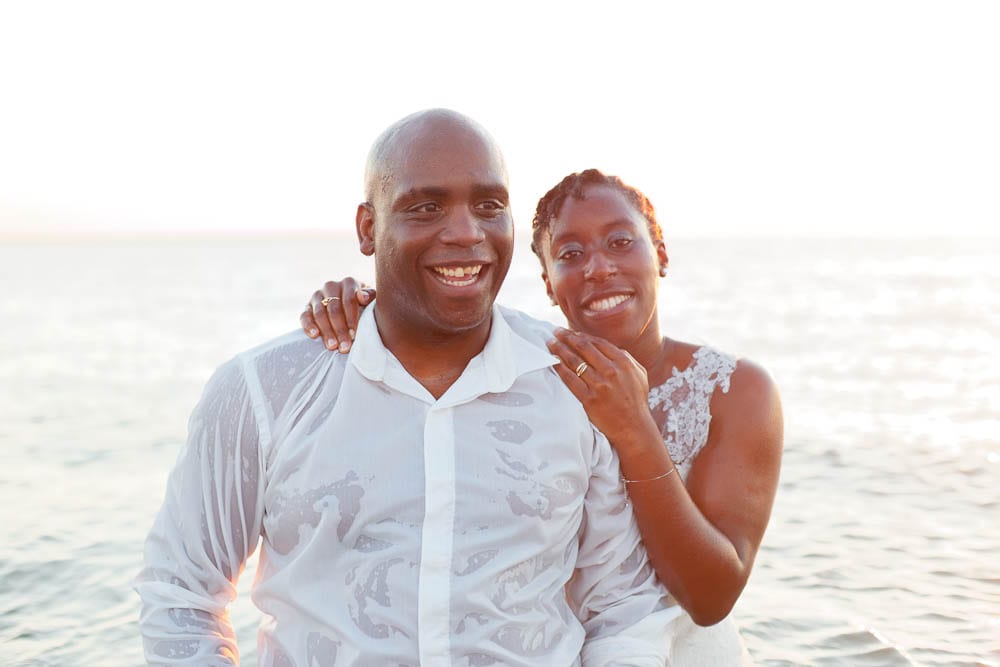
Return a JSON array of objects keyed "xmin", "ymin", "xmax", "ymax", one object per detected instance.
[
  {"xmin": 303, "ymin": 168, "xmax": 784, "ymax": 664},
  {"xmin": 534, "ymin": 173, "xmax": 668, "ymax": 367}
]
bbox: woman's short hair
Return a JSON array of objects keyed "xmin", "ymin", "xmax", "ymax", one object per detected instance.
[{"xmin": 530, "ymin": 168, "xmax": 662, "ymax": 265}]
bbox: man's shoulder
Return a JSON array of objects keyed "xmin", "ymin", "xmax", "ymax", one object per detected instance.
[
  {"xmin": 236, "ymin": 328, "xmax": 324, "ymax": 359},
  {"xmin": 497, "ymin": 305, "xmax": 557, "ymax": 349},
  {"xmin": 234, "ymin": 330, "xmax": 343, "ymax": 381}
]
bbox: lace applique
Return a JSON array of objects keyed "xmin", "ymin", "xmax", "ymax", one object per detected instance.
[{"xmin": 647, "ymin": 347, "xmax": 737, "ymax": 480}]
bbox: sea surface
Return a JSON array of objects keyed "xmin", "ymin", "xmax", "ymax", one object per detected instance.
[{"xmin": 1, "ymin": 236, "xmax": 997, "ymax": 666}]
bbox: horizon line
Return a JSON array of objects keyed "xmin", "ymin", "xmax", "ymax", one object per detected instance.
[{"xmin": 3, "ymin": 229, "xmax": 999, "ymax": 244}]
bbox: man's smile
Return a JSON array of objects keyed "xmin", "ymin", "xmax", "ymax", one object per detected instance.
[{"xmin": 430, "ymin": 263, "xmax": 485, "ymax": 287}]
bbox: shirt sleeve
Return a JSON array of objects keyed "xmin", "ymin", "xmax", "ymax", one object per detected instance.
[
  {"xmin": 134, "ymin": 358, "xmax": 266, "ymax": 666},
  {"xmin": 568, "ymin": 428, "xmax": 683, "ymax": 667}
]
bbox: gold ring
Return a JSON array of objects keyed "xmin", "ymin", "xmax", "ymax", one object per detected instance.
[
  {"xmin": 321, "ymin": 296, "xmax": 341, "ymax": 307},
  {"xmin": 575, "ymin": 361, "xmax": 588, "ymax": 377}
]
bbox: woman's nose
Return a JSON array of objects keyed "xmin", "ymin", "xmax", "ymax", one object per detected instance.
[{"xmin": 584, "ymin": 252, "xmax": 616, "ymax": 281}]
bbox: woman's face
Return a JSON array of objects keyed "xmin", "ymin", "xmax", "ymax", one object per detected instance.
[{"xmin": 540, "ymin": 184, "xmax": 668, "ymax": 350}]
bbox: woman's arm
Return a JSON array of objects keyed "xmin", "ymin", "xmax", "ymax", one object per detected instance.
[{"xmin": 547, "ymin": 329, "xmax": 783, "ymax": 626}]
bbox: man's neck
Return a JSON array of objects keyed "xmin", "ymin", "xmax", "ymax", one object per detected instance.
[{"xmin": 372, "ymin": 305, "xmax": 493, "ymax": 400}]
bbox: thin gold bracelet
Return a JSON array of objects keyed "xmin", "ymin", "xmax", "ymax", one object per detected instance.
[{"xmin": 622, "ymin": 467, "xmax": 677, "ymax": 484}]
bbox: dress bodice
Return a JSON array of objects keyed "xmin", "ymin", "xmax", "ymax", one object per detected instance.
[{"xmin": 647, "ymin": 346, "xmax": 738, "ymax": 480}]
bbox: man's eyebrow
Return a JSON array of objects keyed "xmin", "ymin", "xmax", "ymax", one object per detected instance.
[
  {"xmin": 472, "ymin": 183, "xmax": 510, "ymax": 200},
  {"xmin": 393, "ymin": 183, "xmax": 510, "ymax": 204},
  {"xmin": 395, "ymin": 186, "xmax": 450, "ymax": 202}
]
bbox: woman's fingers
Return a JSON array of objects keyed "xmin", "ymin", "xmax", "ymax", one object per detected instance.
[
  {"xmin": 305, "ymin": 287, "xmax": 336, "ymax": 349},
  {"xmin": 550, "ymin": 358, "xmax": 590, "ymax": 403},
  {"xmin": 306, "ymin": 283, "xmax": 347, "ymax": 352},
  {"xmin": 546, "ymin": 332, "xmax": 604, "ymax": 394},
  {"xmin": 357, "ymin": 285, "xmax": 376, "ymax": 306},
  {"xmin": 549, "ymin": 328, "xmax": 649, "ymax": 398},
  {"xmin": 551, "ymin": 328, "xmax": 616, "ymax": 376},
  {"xmin": 548, "ymin": 329, "xmax": 652, "ymax": 442},
  {"xmin": 303, "ymin": 279, "xmax": 376, "ymax": 354},
  {"xmin": 585, "ymin": 334, "xmax": 648, "ymax": 379},
  {"xmin": 338, "ymin": 278, "xmax": 372, "ymax": 343},
  {"xmin": 301, "ymin": 305, "xmax": 321, "ymax": 339},
  {"xmin": 320, "ymin": 281, "xmax": 362, "ymax": 353}
]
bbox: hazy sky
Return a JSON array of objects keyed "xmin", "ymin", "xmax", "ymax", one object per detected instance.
[{"xmin": 1, "ymin": 1, "xmax": 997, "ymax": 239}]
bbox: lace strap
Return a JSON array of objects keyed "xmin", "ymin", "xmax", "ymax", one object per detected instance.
[
  {"xmin": 692, "ymin": 346, "xmax": 737, "ymax": 395},
  {"xmin": 646, "ymin": 346, "xmax": 738, "ymax": 478}
]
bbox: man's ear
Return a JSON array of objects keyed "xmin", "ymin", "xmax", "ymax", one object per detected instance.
[{"xmin": 357, "ymin": 203, "xmax": 376, "ymax": 256}]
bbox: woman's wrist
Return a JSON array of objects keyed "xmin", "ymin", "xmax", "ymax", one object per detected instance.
[
  {"xmin": 610, "ymin": 415, "xmax": 672, "ymax": 469},
  {"xmin": 622, "ymin": 466, "xmax": 677, "ymax": 484}
]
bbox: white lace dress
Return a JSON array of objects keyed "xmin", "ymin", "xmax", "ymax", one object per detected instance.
[{"xmin": 647, "ymin": 346, "xmax": 756, "ymax": 666}]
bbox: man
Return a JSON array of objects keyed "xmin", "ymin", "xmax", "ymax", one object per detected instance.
[{"xmin": 136, "ymin": 109, "xmax": 679, "ymax": 666}]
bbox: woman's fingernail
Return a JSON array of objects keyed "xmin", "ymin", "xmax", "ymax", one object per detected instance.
[
  {"xmin": 327, "ymin": 339, "xmax": 337, "ymax": 349},
  {"xmin": 339, "ymin": 341, "xmax": 351, "ymax": 353},
  {"xmin": 308, "ymin": 328, "xmax": 318, "ymax": 337},
  {"xmin": 348, "ymin": 329, "xmax": 356, "ymax": 340}
]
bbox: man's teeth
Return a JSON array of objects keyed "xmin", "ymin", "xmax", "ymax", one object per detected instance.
[
  {"xmin": 588, "ymin": 295, "xmax": 631, "ymax": 312},
  {"xmin": 433, "ymin": 265, "xmax": 482, "ymax": 286}
]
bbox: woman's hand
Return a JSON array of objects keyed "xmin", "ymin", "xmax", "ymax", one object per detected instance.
[
  {"xmin": 301, "ymin": 278, "xmax": 375, "ymax": 353},
  {"xmin": 546, "ymin": 328, "xmax": 659, "ymax": 451}
]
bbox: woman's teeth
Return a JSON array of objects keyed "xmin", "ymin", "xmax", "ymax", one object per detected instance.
[{"xmin": 587, "ymin": 294, "xmax": 631, "ymax": 312}]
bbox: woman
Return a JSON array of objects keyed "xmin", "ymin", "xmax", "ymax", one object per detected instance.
[{"xmin": 301, "ymin": 169, "xmax": 783, "ymax": 663}]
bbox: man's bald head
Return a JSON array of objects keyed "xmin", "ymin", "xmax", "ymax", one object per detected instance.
[{"xmin": 363, "ymin": 109, "xmax": 507, "ymax": 211}]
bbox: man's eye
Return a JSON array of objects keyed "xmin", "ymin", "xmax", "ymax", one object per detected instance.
[
  {"xmin": 475, "ymin": 200, "xmax": 505, "ymax": 213},
  {"xmin": 408, "ymin": 202, "xmax": 440, "ymax": 214}
]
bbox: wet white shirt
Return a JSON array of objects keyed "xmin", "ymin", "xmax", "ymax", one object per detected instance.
[{"xmin": 136, "ymin": 304, "xmax": 679, "ymax": 666}]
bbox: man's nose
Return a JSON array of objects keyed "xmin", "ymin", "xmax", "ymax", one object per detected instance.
[
  {"xmin": 585, "ymin": 251, "xmax": 617, "ymax": 281},
  {"xmin": 440, "ymin": 208, "xmax": 487, "ymax": 246}
]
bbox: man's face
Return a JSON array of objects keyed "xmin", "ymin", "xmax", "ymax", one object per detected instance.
[{"xmin": 359, "ymin": 120, "xmax": 514, "ymax": 340}]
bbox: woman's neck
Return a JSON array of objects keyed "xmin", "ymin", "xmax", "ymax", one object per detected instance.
[
  {"xmin": 635, "ymin": 336, "xmax": 676, "ymax": 389},
  {"xmin": 621, "ymin": 316, "xmax": 674, "ymax": 389}
]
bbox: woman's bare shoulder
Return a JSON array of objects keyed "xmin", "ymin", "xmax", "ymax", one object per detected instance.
[{"xmin": 710, "ymin": 356, "xmax": 783, "ymax": 449}]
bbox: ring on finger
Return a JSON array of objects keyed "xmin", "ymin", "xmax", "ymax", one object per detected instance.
[
  {"xmin": 321, "ymin": 296, "xmax": 341, "ymax": 307},
  {"xmin": 575, "ymin": 361, "xmax": 589, "ymax": 377}
]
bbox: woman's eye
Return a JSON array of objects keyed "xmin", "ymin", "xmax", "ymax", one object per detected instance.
[
  {"xmin": 557, "ymin": 249, "xmax": 582, "ymax": 261},
  {"xmin": 610, "ymin": 237, "xmax": 634, "ymax": 249}
]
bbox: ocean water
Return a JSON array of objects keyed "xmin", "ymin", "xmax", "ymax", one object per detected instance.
[{"xmin": 1, "ymin": 236, "xmax": 997, "ymax": 666}]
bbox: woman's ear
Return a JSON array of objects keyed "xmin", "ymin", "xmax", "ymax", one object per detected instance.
[
  {"xmin": 657, "ymin": 241, "xmax": 669, "ymax": 276},
  {"xmin": 356, "ymin": 203, "xmax": 376, "ymax": 256}
]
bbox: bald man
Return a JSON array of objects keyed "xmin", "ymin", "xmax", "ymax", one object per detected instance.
[{"xmin": 136, "ymin": 110, "xmax": 680, "ymax": 666}]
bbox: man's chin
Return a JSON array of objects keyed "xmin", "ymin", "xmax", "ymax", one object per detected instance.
[{"xmin": 427, "ymin": 302, "xmax": 495, "ymax": 336}]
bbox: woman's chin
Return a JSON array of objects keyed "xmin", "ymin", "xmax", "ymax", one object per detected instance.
[
  {"xmin": 570, "ymin": 317, "xmax": 633, "ymax": 346},
  {"xmin": 568, "ymin": 303, "xmax": 657, "ymax": 350}
]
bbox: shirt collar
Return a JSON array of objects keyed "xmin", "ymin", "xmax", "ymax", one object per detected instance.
[
  {"xmin": 350, "ymin": 303, "xmax": 558, "ymax": 403},
  {"xmin": 349, "ymin": 305, "xmax": 389, "ymax": 382}
]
